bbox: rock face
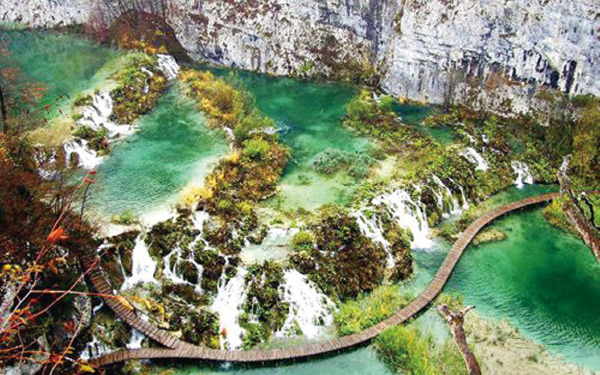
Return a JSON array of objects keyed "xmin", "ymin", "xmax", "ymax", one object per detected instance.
[{"xmin": 2, "ymin": 0, "xmax": 598, "ymax": 112}]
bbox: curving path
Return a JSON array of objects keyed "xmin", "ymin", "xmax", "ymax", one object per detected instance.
[{"xmin": 85, "ymin": 192, "xmax": 571, "ymax": 366}]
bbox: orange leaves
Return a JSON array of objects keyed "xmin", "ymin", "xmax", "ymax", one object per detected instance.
[{"xmin": 47, "ymin": 228, "xmax": 69, "ymax": 244}]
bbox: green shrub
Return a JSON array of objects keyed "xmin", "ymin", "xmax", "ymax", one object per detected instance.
[
  {"xmin": 291, "ymin": 230, "xmax": 314, "ymax": 252},
  {"xmin": 334, "ymin": 285, "xmax": 414, "ymax": 336},
  {"xmin": 375, "ymin": 325, "xmax": 468, "ymax": 375},
  {"xmin": 74, "ymin": 94, "xmax": 93, "ymax": 107},
  {"xmin": 243, "ymin": 138, "xmax": 271, "ymax": 160}
]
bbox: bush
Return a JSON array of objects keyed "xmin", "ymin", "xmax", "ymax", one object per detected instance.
[
  {"xmin": 312, "ymin": 148, "xmax": 375, "ymax": 178},
  {"xmin": 243, "ymin": 138, "xmax": 271, "ymax": 160},
  {"xmin": 291, "ymin": 230, "xmax": 314, "ymax": 252},
  {"xmin": 334, "ymin": 285, "xmax": 414, "ymax": 336},
  {"xmin": 375, "ymin": 325, "xmax": 468, "ymax": 375}
]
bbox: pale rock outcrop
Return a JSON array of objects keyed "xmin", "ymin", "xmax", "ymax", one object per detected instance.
[{"xmin": 2, "ymin": 0, "xmax": 598, "ymax": 113}]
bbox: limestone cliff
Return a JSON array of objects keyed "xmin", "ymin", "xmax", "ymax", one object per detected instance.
[{"xmin": 2, "ymin": 0, "xmax": 598, "ymax": 113}]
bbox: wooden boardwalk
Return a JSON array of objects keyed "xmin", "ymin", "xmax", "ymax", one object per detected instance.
[{"xmin": 85, "ymin": 192, "xmax": 565, "ymax": 366}]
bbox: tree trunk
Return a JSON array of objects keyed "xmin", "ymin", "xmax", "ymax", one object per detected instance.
[
  {"xmin": 558, "ymin": 155, "xmax": 600, "ymax": 260},
  {"xmin": 438, "ymin": 305, "xmax": 482, "ymax": 375},
  {"xmin": 0, "ymin": 85, "xmax": 8, "ymax": 133}
]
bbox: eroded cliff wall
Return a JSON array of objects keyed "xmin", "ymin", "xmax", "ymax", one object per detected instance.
[{"xmin": 2, "ymin": 0, "xmax": 598, "ymax": 113}]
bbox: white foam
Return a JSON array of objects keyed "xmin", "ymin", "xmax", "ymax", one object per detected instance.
[{"xmin": 276, "ymin": 269, "xmax": 336, "ymax": 339}]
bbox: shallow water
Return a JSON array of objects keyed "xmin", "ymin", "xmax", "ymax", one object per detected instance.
[
  {"xmin": 227, "ymin": 72, "xmax": 373, "ymax": 211},
  {"xmin": 0, "ymin": 29, "xmax": 118, "ymax": 112},
  {"xmin": 89, "ymin": 86, "xmax": 227, "ymax": 220},
  {"xmin": 447, "ymin": 203, "xmax": 600, "ymax": 370}
]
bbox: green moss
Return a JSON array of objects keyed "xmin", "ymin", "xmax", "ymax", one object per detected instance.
[
  {"xmin": 74, "ymin": 125, "xmax": 109, "ymax": 153},
  {"xmin": 111, "ymin": 54, "xmax": 168, "ymax": 124},
  {"xmin": 291, "ymin": 230, "xmax": 314, "ymax": 252}
]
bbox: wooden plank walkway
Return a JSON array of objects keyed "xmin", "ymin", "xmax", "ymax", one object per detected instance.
[{"xmin": 85, "ymin": 192, "xmax": 584, "ymax": 366}]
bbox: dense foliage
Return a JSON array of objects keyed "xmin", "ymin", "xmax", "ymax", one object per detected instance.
[
  {"xmin": 111, "ymin": 54, "xmax": 168, "ymax": 124},
  {"xmin": 239, "ymin": 261, "xmax": 289, "ymax": 349},
  {"xmin": 290, "ymin": 206, "xmax": 389, "ymax": 300}
]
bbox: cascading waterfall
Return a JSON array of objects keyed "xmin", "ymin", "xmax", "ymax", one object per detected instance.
[
  {"xmin": 157, "ymin": 54, "xmax": 180, "ymax": 80},
  {"xmin": 120, "ymin": 236, "xmax": 157, "ymax": 290},
  {"xmin": 126, "ymin": 328, "xmax": 145, "ymax": 349},
  {"xmin": 354, "ymin": 188, "xmax": 433, "ymax": 252},
  {"xmin": 373, "ymin": 189, "xmax": 433, "ymax": 249},
  {"xmin": 79, "ymin": 334, "xmax": 111, "ymax": 360},
  {"xmin": 511, "ymin": 161, "xmax": 534, "ymax": 189},
  {"xmin": 276, "ymin": 269, "xmax": 336, "ymax": 339},
  {"xmin": 430, "ymin": 175, "xmax": 462, "ymax": 217},
  {"xmin": 460, "ymin": 147, "xmax": 489, "ymax": 171},
  {"xmin": 211, "ymin": 266, "xmax": 248, "ymax": 350},
  {"xmin": 77, "ymin": 90, "xmax": 133, "ymax": 137},
  {"xmin": 63, "ymin": 139, "xmax": 103, "ymax": 169}
]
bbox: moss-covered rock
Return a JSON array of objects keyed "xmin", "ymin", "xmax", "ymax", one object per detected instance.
[
  {"xmin": 240, "ymin": 261, "xmax": 289, "ymax": 349},
  {"xmin": 290, "ymin": 206, "xmax": 388, "ymax": 300}
]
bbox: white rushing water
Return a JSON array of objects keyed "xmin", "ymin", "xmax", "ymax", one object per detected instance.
[
  {"xmin": 157, "ymin": 54, "xmax": 180, "ymax": 80},
  {"xmin": 63, "ymin": 139, "xmax": 104, "ymax": 169},
  {"xmin": 373, "ymin": 189, "xmax": 433, "ymax": 249},
  {"xmin": 511, "ymin": 160, "xmax": 534, "ymax": 189},
  {"xmin": 460, "ymin": 147, "xmax": 489, "ymax": 171},
  {"xmin": 80, "ymin": 333, "xmax": 111, "ymax": 360},
  {"xmin": 120, "ymin": 236, "xmax": 158, "ymax": 290},
  {"xmin": 354, "ymin": 188, "xmax": 434, "ymax": 253},
  {"xmin": 78, "ymin": 91, "xmax": 133, "ymax": 137},
  {"xmin": 211, "ymin": 266, "xmax": 248, "ymax": 350},
  {"xmin": 126, "ymin": 328, "xmax": 145, "ymax": 349},
  {"xmin": 276, "ymin": 269, "xmax": 336, "ymax": 339},
  {"xmin": 431, "ymin": 175, "xmax": 462, "ymax": 217}
]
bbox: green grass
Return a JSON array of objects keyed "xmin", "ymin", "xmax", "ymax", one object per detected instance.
[
  {"xmin": 375, "ymin": 325, "xmax": 468, "ymax": 375},
  {"xmin": 334, "ymin": 285, "xmax": 414, "ymax": 336}
]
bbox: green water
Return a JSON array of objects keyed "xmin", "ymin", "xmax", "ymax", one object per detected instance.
[
  {"xmin": 392, "ymin": 103, "xmax": 455, "ymax": 145},
  {"xmin": 0, "ymin": 29, "xmax": 118, "ymax": 111},
  {"xmin": 446, "ymin": 204, "xmax": 600, "ymax": 370},
  {"xmin": 89, "ymin": 86, "xmax": 228, "ymax": 220},
  {"xmin": 411, "ymin": 185, "xmax": 600, "ymax": 371},
  {"xmin": 153, "ymin": 346, "xmax": 392, "ymax": 375},
  {"xmin": 217, "ymin": 71, "xmax": 373, "ymax": 211}
]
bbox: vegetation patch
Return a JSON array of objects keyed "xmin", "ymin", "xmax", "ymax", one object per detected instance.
[
  {"xmin": 334, "ymin": 285, "xmax": 414, "ymax": 336},
  {"xmin": 239, "ymin": 261, "xmax": 289, "ymax": 349},
  {"xmin": 179, "ymin": 69, "xmax": 289, "ymax": 251},
  {"xmin": 111, "ymin": 53, "xmax": 169, "ymax": 124},
  {"xmin": 290, "ymin": 206, "xmax": 391, "ymax": 300},
  {"xmin": 375, "ymin": 324, "xmax": 468, "ymax": 375},
  {"xmin": 312, "ymin": 148, "xmax": 377, "ymax": 179}
]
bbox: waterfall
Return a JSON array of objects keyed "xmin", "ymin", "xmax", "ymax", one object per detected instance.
[
  {"xmin": 63, "ymin": 139, "xmax": 103, "ymax": 169},
  {"xmin": 511, "ymin": 161, "xmax": 534, "ymax": 189},
  {"xmin": 351, "ymin": 211, "xmax": 393, "ymax": 266},
  {"xmin": 354, "ymin": 188, "xmax": 433, "ymax": 252},
  {"xmin": 460, "ymin": 147, "xmax": 489, "ymax": 171},
  {"xmin": 126, "ymin": 328, "xmax": 145, "ymax": 349},
  {"xmin": 431, "ymin": 175, "xmax": 461, "ymax": 217},
  {"xmin": 275, "ymin": 269, "xmax": 336, "ymax": 339},
  {"xmin": 77, "ymin": 91, "xmax": 133, "ymax": 137},
  {"xmin": 79, "ymin": 334, "xmax": 111, "ymax": 360},
  {"xmin": 157, "ymin": 54, "xmax": 180, "ymax": 80},
  {"xmin": 458, "ymin": 185, "xmax": 470, "ymax": 210},
  {"xmin": 211, "ymin": 266, "xmax": 248, "ymax": 350},
  {"xmin": 121, "ymin": 236, "xmax": 157, "ymax": 290},
  {"xmin": 373, "ymin": 189, "xmax": 433, "ymax": 249}
]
